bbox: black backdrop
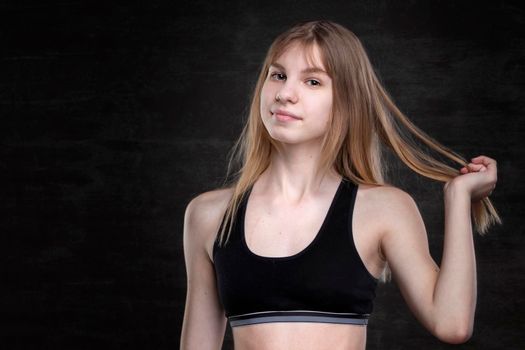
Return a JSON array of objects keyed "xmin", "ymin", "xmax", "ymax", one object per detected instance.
[{"xmin": 3, "ymin": 1, "xmax": 524, "ymax": 349}]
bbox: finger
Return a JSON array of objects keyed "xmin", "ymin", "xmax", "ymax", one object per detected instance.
[
  {"xmin": 471, "ymin": 155, "xmax": 489, "ymax": 161},
  {"xmin": 460, "ymin": 163, "xmax": 483, "ymax": 172},
  {"xmin": 471, "ymin": 156, "xmax": 498, "ymax": 176},
  {"xmin": 471, "ymin": 155, "xmax": 496, "ymax": 168},
  {"xmin": 467, "ymin": 163, "xmax": 486, "ymax": 172}
]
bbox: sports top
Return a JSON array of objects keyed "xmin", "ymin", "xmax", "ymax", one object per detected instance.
[{"xmin": 212, "ymin": 176, "xmax": 379, "ymax": 328}]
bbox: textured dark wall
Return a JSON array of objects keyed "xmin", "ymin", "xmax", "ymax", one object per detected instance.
[{"xmin": 3, "ymin": 1, "xmax": 524, "ymax": 349}]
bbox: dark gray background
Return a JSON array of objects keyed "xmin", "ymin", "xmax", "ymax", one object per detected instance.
[{"xmin": 2, "ymin": 1, "xmax": 524, "ymax": 349}]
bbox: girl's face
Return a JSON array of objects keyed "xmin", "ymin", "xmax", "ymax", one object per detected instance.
[{"xmin": 260, "ymin": 43, "xmax": 333, "ymax": 146}]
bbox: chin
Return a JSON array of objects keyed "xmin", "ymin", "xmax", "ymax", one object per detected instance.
[{"xmin": 267, "ymin": 131, "xmax": 321, "ymax": 146}]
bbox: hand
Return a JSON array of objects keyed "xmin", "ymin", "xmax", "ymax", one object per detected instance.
[{"xmin": 444, "ymin": 155, "xmax": 498, "ymax": 202}]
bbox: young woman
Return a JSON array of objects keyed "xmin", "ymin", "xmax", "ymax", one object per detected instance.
[{"xmin": 180, "ymin": 20, "xmax": 501, "ymax": 350}]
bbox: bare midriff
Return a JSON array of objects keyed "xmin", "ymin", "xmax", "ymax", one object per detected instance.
[{"xmin": 232, "ymin": 322, "xmax": 366, "ymax": 350}]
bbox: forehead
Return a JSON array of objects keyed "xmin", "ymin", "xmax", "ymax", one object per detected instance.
[{"xmin": 271, "ymin": 42, "xmax": 326, "ymax": 70}]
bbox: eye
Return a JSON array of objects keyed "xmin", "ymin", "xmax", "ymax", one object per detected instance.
[
  {"xmin": 270, "ymin": 72, "xmax": 286, "ymax": 81},
  {"xmin": 306, "ymin": 79, "xmax": 321, "ymax": 86}
]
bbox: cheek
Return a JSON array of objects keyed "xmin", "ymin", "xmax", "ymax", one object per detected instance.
[
  {"xmin": 260, "ymin": 84, "xmax": 272, "ymax": 108},
  {"xmin": 313, "ymin": 94, "xmax": 333, "ymax": 118},
  {"xmin": 313, "ymin": 97, "xmax": 333, "ymax": 129},
  {"xmin": 259, "ymin": 87, "xmax": 274, "ymax": 132},
  {"xmin": 264, "ymin": 81, "xmax": 277, "ymax": 94}
]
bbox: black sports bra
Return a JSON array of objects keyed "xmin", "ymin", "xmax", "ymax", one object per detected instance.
[{"xmin": 212, "ymin": 177, "xmax": 379, "ymax": 328}]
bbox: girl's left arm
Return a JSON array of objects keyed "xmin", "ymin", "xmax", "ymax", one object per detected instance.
[{"xmin": 380, "ymin": 155, "xmax": 497, "ymax": 344}]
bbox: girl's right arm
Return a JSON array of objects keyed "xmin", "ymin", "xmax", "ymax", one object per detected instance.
[{"xmin": 180, "ymin": 193, "xmax": 228, "ymax": 350}]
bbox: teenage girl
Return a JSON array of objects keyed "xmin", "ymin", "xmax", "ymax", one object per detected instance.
[{"xmin": 180, "ymin": 20, "xmax": 500, "ymax": 350}]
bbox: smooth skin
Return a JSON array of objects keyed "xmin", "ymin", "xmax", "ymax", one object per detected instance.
[{"xmin": 180, "ymin": 40, "xmax": 498, "ymax": 349}]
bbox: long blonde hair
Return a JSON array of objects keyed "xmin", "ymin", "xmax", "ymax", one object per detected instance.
[{"xmin": 214, "ymin": 20, "xmax": 501, "ymax": 282}]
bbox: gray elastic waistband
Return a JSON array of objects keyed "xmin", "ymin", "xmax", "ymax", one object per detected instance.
[{"xmin": 229, "ymin": 310, "xmax": 370, "ymax": 327}]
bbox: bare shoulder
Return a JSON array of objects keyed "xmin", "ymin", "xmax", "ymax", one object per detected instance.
[
  {"xmin": 186, "ymin": 187, "xmax": 235, "ymax": 228},
  {"xmin": 361, "ymin": 183, "xmax": 428, "ymax": 257},
  {"xmin": 184, "ymin": 186, "xmax": 235, "ymax": 262},
  {"xmin": 356, "ymin": 183, "xmax": 420, "ymax": 241},
  {"xmin": 358, "ymin": 182, "xmax": 417, "ymax": 215}
]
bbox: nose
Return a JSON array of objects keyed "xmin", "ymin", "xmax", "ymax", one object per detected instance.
[{"xmin": 276, "ymin": 80, "xmax": 298, "ymax": 103}]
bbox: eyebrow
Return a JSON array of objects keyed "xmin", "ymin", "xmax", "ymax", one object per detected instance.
[{"xmin": 269, "ymin": 62, "xmax": 328, "ymax": 75}]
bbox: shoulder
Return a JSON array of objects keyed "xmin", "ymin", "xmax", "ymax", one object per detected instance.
[
  {"xmin": 184, "ymin": 186, "xmax": 235, "ymax": 260},
  {"xmin": 356, "ymin": 183, "xmax": 421, "ymax": 238},
  {"xmin": 355, "ymin": 183, "xmax": 424, "ymax": 263},
  {"xmin": 356, "ymin": 183, "xmax": 416, "ymax": 212},
  {"xmin": 185, "ymin": 187, "xmax": 235, "ymax": 226}
]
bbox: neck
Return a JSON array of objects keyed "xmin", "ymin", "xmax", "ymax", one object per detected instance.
[{"xmin": 256, "ymin": 143, "xmax": 340, "ymax": 203}]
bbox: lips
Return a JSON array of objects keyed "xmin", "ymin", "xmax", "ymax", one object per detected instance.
[{"xmin": 271, "ymin": 108, "xmax": 302, "ymax": 120}]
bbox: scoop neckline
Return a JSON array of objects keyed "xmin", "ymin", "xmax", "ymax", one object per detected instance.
[{"xmin": 241, "ymin": 177, "xmax": 345, "ymax": 261}]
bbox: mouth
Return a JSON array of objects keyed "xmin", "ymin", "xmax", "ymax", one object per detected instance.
[{"xmin": 271, "ymin": 109, "xmax": 302, "ymax": 121}]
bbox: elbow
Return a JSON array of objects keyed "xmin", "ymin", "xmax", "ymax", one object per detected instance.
[
  {"xmin": 434, "ymin": 321, "xmax": 473, "ymax": 344},
  {"xmin": 439, "ymin": 328, "xmax": 473, "ymax": 344}
]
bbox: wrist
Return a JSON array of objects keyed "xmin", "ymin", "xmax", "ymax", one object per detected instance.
[{"xmin": 444, "ymin": 182, "xmax": 471, "ymax": 202}]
